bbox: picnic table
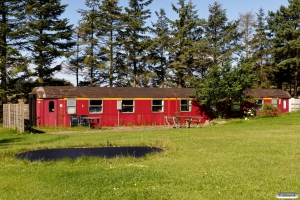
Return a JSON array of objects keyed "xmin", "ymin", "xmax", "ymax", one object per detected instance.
[{"xmin": 165, "ymin": 116, "xmax": 202, "ymax": 129}]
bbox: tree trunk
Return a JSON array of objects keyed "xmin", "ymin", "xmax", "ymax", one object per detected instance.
[{"xmin": 294, "ymin": 48, "xmax": 300, "ymax": 97}]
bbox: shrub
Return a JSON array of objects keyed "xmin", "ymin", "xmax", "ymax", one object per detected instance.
[{"xmin": 259, "ymin": 104, "xmax": 281, "ymax": 117}]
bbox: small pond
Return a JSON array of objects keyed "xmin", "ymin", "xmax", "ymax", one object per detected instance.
[{"xmin": 17, "ymin": 146, "xmax": 163, "ymax": 162}]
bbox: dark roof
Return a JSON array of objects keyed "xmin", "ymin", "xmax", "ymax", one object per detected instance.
[
  {"xmin": 31, "ymin": 86, "xmax": 196, "ymax": 99},
  {"xmin": 245, "ymin": 89, "xmax": 291, "ymax": 99}
]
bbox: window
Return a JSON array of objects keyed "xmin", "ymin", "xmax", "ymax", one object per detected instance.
[
  {"xmin": 89, "ymin": 99, "xmax": 103, "ymax": 113},
  {"xmin": 67, "ymin": 99, "xmax": 76, "ymax": 114},
  {"xmin": 254, "ymin": 99, "xmax": 263, "ymax": 110},
  {"xmin": 152, "ymin": 99, "xmax": 164, "ymax": 112},
  {"xmin": 180, "ymin": 99, "xmax": 191, "ymax": 112},
  {"xmin": 231, "ymin": 101, "xmax": 241, "ymax": 111},
  {"xmin": 122, "ymin": 100, "xmax": 134, "ymax": 113},
  {"xmin": 49, "ymin": 101, "xmax": 54, "ymax": 112},
  {"xmin": 272, "ymin": 98, "xmax": 277, "ymax": 106}
]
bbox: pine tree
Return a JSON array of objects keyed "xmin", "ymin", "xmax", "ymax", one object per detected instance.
[
  {"xmin": 0, "ymin": 0, "xmax": 27, "ymax": 105},
  {"xmin": 268, "ymin": 0, "xmax": 300, "ymax": 96},
  {"xmin": 251, "ymin": 8, "xmax": 272, "ymax": 88},
  {"xmin": 203, "ymin": 1, "xmax": 241, "ymax": 67},
  {"xmin": 148, "ymin": 8, "xmax": 171, "ymax": 87},
  {"xmin": 25, "ymin": 0, "xmax": 75, "ymax": 85},
  {"xmin": 168, "ymin": 0, "xmax": 203, "ymax": 88},
  {"xmin": 62, "ymin": 27, "xmax": 85, "ymax": 86},
  {"xmin": 118, "ymin": 0, "xmax": 153, "ymax": 87},
  {"xmin": 98, "ymin": 0, "xmax": 123, "ymax": 87},
  {"xmin": 238, "ymin": 11, "xmax": 256, "ymax": 60},
  {"xmin": 78, "ymin": 0, "xmax": 104, "ymax": 86}
]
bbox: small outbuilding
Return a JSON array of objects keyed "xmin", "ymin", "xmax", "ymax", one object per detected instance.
[{"xmin": 245, "ymin": 88, "xmax": 291, "ymax": 113}]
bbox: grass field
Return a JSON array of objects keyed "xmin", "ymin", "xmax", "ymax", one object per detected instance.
[{"xmin": 1, "ymin": 112, "xmax": 300, "ymax": 199}]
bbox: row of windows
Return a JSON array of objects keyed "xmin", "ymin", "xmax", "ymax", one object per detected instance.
[
  {"xmin": 209, "ymin": 99, "xmax": 282, "ymax": 112},
  {"xmin": 63, "ymin": 99, "xmax": 191, "ymax": 114}
]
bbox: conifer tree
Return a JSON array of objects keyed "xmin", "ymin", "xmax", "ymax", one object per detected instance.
[
  {"xmin": 62, "ymin": 27, "xmax": 85, "ymax": 86},
  {"xmin": 0, "ymin": 0, "xmax": 27, "ymax": 105},
  {"xmin": 118, "ymin": 0, "xmax": 153, "ymax": 87},
  {"xmin": 203, "ymin": 1, "xmax": 241, "ymax": 68},
  {"xmin": 98, "ymin": 0, "xmax": 123, "ymax": 87},
  {"xmin": 238, "ymin": 11, "xmax": 256, "ymax": 60},
  {"xmin": 148, "ymin": 8, "xmax": 171, "ymax": 87},
  {"xmin": 78, "ymin": 0, "xmax": 104, "ymax": 86},
  {"xmin": 268, "ymin": 0, "xmax": 300, "ymax": 96},
  {"xmin": 168, "ymin": 0, "xmax": 203, "ymax": 88},
  {"xmin": 251, "ymin": 8, "xmax": 272, "ymax": 88},
  {"xmin": 25, "ymin": 0, "xmax": 74, "ymax": 85}
]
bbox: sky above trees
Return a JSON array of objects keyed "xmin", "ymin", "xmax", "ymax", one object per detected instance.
[
  {"xmin": 57, "ymin": 0, "xmax": 289, "ymax": 84},
  {"xmin": 61, "ymin": 0, "xmax": 288, "ymax": 25}
]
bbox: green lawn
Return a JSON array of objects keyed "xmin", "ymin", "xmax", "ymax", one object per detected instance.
[{"xmin": 1, "ymin": 112, "xmax": 300, "ymax": 199}]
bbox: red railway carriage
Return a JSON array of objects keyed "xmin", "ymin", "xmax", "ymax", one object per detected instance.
[{"xmin": 29, "ymin": 86, "xmax": 208, "ymax": 127}]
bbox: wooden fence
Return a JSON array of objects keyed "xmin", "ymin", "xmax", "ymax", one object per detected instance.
[
  {"xmin": 3, "ymin": 104, "xmax": 29, "ymax": 133},
  {"xmin": 289, "ymin": 98, "xmax": 300, "ymax": 112}
]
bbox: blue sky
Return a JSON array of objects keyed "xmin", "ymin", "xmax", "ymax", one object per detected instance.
[
  {"xmin": 57, "ymin": 0, "xmax": 289, "ymax": 85},
  {"xmin": 61, "ymin": 0, "xmax": 289, "ymax": 26}
]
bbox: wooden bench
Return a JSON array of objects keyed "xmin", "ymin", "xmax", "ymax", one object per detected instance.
[
  {"xmin": 190, "ymin": 118, "xmax": 201, "ymax": 128},
  {"xmin": 181, "ymin": 117, "xmax": 202, "ymax": 128}
]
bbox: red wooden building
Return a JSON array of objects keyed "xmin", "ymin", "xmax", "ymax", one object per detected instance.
[
  {"xmin": 28, "ymin": 87, "xmax": 291, "ymax": 128},
  {"xmin": 228, "ymin": 88, "xmax": 291, "ymax": 117},
  {"xmin": 28, "ymin": 86, "xmax": 208, "ymax": 127},
  {"xmin": 246, "ymin": 88, "xmax": 291, "ymax": 113}
]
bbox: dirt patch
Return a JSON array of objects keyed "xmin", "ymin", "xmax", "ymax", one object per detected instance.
[{"xmin": 45, "ymin": 125, "xmax": 171, "ymax": 134}]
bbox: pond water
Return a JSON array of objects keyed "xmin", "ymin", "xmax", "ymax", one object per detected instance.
[{"xmin": 16, "ymin": 147, "xmax": 163, "ymax": 162}]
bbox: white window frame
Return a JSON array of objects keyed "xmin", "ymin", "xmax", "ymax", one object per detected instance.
[
  {"xmin": 180, "ymin": 99, "xmax": 191, "ymax": 112},
  {"xmin": 152, "ymin": 99, "xmax": 164, "ymax": 112},
  {"xmin": 89, "ymin": 99, "xmax": 103, "ymax": 114},
  {"xmin": 121, "ymin": 99, "xmax": 135, "ymax": 113},
  {"xmin": 254, "ymin": 99, "xmax": 263, "ymax": 110},
  {"xmin": 67, "ymin": 99, "xmax": 76, "ymax": 114}
]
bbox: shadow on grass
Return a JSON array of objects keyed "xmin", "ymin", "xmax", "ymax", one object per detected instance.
[
  {"xmin": 0, "ymin": 138, "xmax": 22, "ymax": 145},
  {"xmin": 25, "ymin": 127, "xmax": 46, "ymax": 134},
  {"xmin": 17, "ymin": 146, "xmax": 164, "ymax": 162}
]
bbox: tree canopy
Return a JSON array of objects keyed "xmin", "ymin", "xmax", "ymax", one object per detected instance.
[{"xmin": 1, "ymin": 0, "xmax": 300, "ymax": 120}]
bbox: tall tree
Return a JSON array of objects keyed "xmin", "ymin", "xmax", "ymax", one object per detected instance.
[
  {"xmin": 118, "ymin": 0, "xmax": 153, "ymax": 87},
  {"xmin": 25, "ymin": 0, "xmax": 74, "ymax": 85},
  {"xmin": 62, "ymin": 27, "xmax": 85, "ymax": 86},
  {"xmin": 251, "ymin": 8, "xmax": 272, "ymax": 88},
  {"xmin": 148, "ymin": 8, "xmax": 171, "ymax": 87},
  {"xmin": 0, "ymin": 0, "xmax": 27, "ymax": 104},
  {"xmin": 268, "ymin": 0, "xmax": 300, "ymax": 96},
  {"xmin": 203, "ymin": 1, "xmax": 241, "ymax": 67},
  {"xmin": 238, "ymin": 11, "xmax": 256, "ymax": 60},
  {"xmin": 98, "ymin": 0, "xmax": 123, "ymax": 87},
  {"xmin": 168, "ymin": 0, "xmax": 203, "ymax": 88},
  {"xmin": 78, "ymin": 0, "xmax": 105, "ymax": 86}
]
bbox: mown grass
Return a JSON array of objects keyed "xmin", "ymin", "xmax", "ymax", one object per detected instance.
[{"xmin": 1, "ymin": 112, "xmax": 300, "ymax": 199}]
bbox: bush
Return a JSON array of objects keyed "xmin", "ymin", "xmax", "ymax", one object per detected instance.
[{"xmin": 259, "ymin": 104, "xmax": 281, "ymax": 117}]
